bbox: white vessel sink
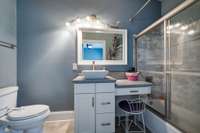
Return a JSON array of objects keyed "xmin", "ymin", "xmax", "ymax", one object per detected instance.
[{"xmin": 82, "ymin": 70, "xmax": 109, "ymax": 79}]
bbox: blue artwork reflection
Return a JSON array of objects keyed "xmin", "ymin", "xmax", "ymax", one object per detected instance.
[
  {"xmin": 83, "ymin": 47, "xmax": 103, "ymax": 60},
  {"xmin": 82, "ymin": 40, "xmax": 105, "ymax": 60}
]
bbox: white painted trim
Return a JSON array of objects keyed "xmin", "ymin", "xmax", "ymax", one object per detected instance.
[
  {"xmin": 46, "ymin": 111, "xmax": 74, "ymax": 121},
  {"xmin": 144, "ymin": 110, "xmax": 182, "ymax": 133},
  {"xmin": 77, "ymin": 28, "xmax": 127, "ymax": 65}
]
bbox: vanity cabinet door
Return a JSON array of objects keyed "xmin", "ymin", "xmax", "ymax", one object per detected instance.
[{"xmin": 75, "ymin": 94, "xmax": 95, "ymax": 133}]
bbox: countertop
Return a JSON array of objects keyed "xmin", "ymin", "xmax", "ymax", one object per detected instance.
[
  {"xmin": 115, "ymin": 79, "xmax": 152, "ymax": 88},
  {"xmin": 73, "ymin": 76, "xmax": 152, "ymax": 88},
  {"xmin": 72, "ymin": 76, "xmax": 116, "ymax": 84}
]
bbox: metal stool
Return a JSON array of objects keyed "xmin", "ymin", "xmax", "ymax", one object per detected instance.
[{"xmin": 118, "ymin": 98, "xmax": 146, "ymax": 133}]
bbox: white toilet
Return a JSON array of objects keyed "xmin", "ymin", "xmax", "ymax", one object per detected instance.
[{"xmin": 0, "ymin": 86, "xmax": 50, "ymax": 133}]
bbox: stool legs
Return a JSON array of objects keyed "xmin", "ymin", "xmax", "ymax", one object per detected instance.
[
  {"xmin": 123, "ymin": 113, "xmax": 146, "ymax": 133},
  {"xmin": 118, "ymin": 116, "xmax": 121, "ymax": 126},
  {"xmin": 141, "ymin": 113, "xmax": 146, "ymax": 133},
  {"xmin": 125, "ymin": 113, "xmax": 129, "ymax": 133},
  {"xmin": 118, "ymin": 98, "xmax": 146, "ymax": 133}
]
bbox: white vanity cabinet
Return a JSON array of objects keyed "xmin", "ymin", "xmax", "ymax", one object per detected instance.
[
  {"xmin": 74, "ymin": 84, "xmax": 95, "ymax": 133},
  {"xmin": 74, "ymin": 82, "xmax": 115, "ymax": 133}
]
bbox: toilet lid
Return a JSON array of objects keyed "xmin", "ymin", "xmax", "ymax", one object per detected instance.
[{"xmin": 7, "ymin": 105, "xmax": 49, "ymax": 121}]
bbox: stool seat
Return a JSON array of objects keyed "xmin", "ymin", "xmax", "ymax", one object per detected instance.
[
  {"xmin": 118, "ymin": 99, "xmax": 145, "ymax": 114},
  {"xmin": 118, "ymin": 100, "xmax": 131, "ymax": 112}
]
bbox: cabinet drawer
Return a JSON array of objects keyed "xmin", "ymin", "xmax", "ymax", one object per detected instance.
[
  {"xmin": 116, "ymin": 86, "xmax": 151, "ymax": 96},
  {"xmin": 74, "ymin": 84, "xmax": 95, "ymax": 94},
  {"xmin": 96, "ymin": 113, "xmax": 115, "ymax": 133},
  {"xmin": 96, "ymin": 93, "xmax": 115, "ymax": 113},
  {"xmin": 96, "ymin": 83, "xmax": 115, "ymax": 93}
]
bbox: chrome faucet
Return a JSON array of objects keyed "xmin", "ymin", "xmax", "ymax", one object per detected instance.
[{"xmin": 92, "ymin": 61, "xmax": 95, "ymax": 70}]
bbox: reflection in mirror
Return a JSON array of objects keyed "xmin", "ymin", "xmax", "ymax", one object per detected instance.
[
  {"xmin": 77, "ymin": 28, "xmax": 127, "ymax": 65},
  {"xmin": 82, "ymin": 40, "xmax": 106, "ymax": 60},
  {"xmin": 82, "ymin": 32, "xmax": 123, "ymax": 60}
]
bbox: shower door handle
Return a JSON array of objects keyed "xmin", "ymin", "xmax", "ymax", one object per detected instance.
[{"xmin": 92, "ymin": 97, "xmax": 95, "ymax": 108}]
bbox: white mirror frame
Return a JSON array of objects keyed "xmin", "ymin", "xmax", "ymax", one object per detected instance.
[{"xmin": 77, "ymin": 28, "xmax": 127, "ymax": 65}]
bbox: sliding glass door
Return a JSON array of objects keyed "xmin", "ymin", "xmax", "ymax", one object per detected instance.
[
  {"xmin": 137, "ymin": 23, "xmax": 166, "ymax": 116},
  {"xmin": 136, "ymin": 1, "xmax": 200, "ymax": 132},
  {"xmin": 167, "ymin": 1, "xmax": 200, "ymax": 133}
]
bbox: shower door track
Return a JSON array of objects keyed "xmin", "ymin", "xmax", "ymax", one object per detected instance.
[{"xmin": 134, "ymin": 0, "xmax": 196, "ymax": 39}]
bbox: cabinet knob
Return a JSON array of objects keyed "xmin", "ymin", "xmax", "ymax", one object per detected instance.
[
  {"xmin": 101, "ymin": 123, "xmax": 111, "ymax": 126},
  {"xmin": 129, "ymin": 90, "xmax": 139, "ymax": 93},
  {"xmin": 101, "ymin": 102, "xmax": 111, "ymax": 105}
]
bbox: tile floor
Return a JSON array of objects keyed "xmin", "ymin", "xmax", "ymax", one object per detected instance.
[
  {"xmin": 43, "ymin": 120, "xmax": 74, "ymax": 133},
  {"xmin": 43, "ymin": 119, "xmax": 150, "ymax": 133}
]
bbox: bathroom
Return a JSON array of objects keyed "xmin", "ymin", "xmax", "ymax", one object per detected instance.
[{"xmin": 0, "ymin": 0, "xmax": 199, "ymax": 133}]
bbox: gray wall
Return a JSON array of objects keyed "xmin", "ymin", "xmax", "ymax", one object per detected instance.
[
  {"xmin": 0, "ymin": 0, "xmax": 17, "ymax": 88},
  {"xmin": 17, "ymin": 0, "xmax": 161, "ymax": 111}
]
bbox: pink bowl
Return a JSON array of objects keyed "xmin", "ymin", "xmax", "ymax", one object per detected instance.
[{"xmin": 125, "ymin": 72, "xmax": 140, "ymax": 81}]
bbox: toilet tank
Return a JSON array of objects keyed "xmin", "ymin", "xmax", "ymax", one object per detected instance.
[{"xmin": 0, "ymin": 86, "xmax": 18, "ymax": 116}]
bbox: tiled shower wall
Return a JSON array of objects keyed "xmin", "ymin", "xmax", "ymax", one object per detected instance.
[{"xmin": 137, "ymin": 1, "xmax": 200, "ymax": 133}]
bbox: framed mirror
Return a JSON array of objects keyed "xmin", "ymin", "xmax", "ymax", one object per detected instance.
[{"xmin": 77, "ymin": 28, "xmax": 127, "ymax": 65}]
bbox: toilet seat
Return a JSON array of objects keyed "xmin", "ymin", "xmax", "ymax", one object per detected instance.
[
  {"xmin": 0, "ymin": 105, "xmax": 50, "ymax": 130},
  {"xmin": 7, "ymin": 105, "xmax": 49, "ymax": 121}
]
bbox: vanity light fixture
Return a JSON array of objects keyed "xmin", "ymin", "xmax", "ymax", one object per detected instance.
[
  {"xmin": 96, "ymin": 20, "xmax": 101, "ymax": 24},
  {"xmin": 65, "ymin": 14, "xmax": 119, "ymax": 29},
  {"xmin": 86, "ymin": 16, "xmax": 91, "ymax": 21},
  {"xmin": 76, "ymin": 18, "xmax": 81, "ymax": 23},
  {"xmin": 65, "ymin": 14, "xmax": 102, "ymax": 28},
  {"xmin": 86, "ymin": 14, "xmax": 97, "ymax": 21}
]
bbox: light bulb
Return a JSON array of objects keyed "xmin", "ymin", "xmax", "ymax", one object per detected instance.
[
  {"xmin": 65, "ymin": 22, "xmax": 71, "ymax": 27},
  {"xmin": 96, "ymin": 20, "xmax": 101, "ymax": 24},
  {"xmin": 76, "ymin": 18, "xmax": 81, "ymax": 23},
  {"xmin": 86, "ymin": 16, "xmax": 91, "ymax": 21}
]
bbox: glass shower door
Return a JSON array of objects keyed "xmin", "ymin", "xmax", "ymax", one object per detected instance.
[
  {"xmin": 167, "ymin": 1, "xmax": 200, "ymax": 133},
  {"xmin": 137, "ymin": 23, "xmax": 166, "ymax": 116}
]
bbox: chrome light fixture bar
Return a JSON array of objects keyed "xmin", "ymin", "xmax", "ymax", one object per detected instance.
[{"xmin": 0, "ymin": 41, "xmax": 16, "ymax": 49}]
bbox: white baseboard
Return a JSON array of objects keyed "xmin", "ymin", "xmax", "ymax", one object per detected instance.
[
  {"xmin": 46, "ymin": 111, "xmax": 74, "ymax": 121},
  {"xmin": 144, "ymin": 110, "xmax": 182, "ymax": 133}
]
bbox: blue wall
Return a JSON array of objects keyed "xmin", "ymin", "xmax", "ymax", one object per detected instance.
[
  {"xmin": 161, "ymin": 0, "xmax": 184, "ymax": 15},
  {"xmin": 17, "ymin": 0, "xmax": 161, "ymax": 111}
]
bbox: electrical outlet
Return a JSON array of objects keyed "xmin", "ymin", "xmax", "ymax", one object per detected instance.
[{"xmin": 72, "ymin": 63, "xmax": 78, "ymax": 70}]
